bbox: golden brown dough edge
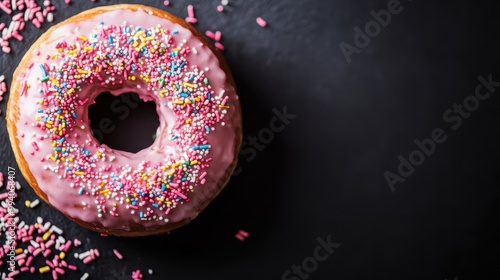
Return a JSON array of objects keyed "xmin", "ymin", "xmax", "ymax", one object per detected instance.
[{"xmin": 6, "ymin": 4, "xmax": 242, "ymax": 237}]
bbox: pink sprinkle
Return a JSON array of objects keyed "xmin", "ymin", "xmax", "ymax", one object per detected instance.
[
  {"xmin": 65, "ymin": 0, "xmax": 70, "ymax": 4},
  {"xmin": 32, "ymin": 18, "xmax": 41, "ymax": 28},
  {"xmin": 217, "ymin": 5, "xmax": 224, "ymax": 12},
  {"xmin": 256, "ymin": 17, "xmax": 267, "ymax": 27},
  {"xmin": 12, "ymin": 13, "xmax": 23, "ymax": 21},
  {"xmin": 68, "ymin": 265, "xmax": 77, "ymax": 271},
  {"xmin": 221, "ymin": 96, "xmax": 229, "ymax": 106},
  {"xmin": 31, "ymin": 141, "xmax": 39, "ymax": 151},
  {"xmin": 2, "ymin": 46, "xmax": 11, "ymax": 53},
  {"xmin": 11, "ymin": 32, "xmax": 23, "ymax": 41},
  {"xmin": 185, "ymin": 17, "xmax": 197, "ymax": 24},
  {"xmin": 113, "ymin": 249, "xmax": 123, "ymax": 260},
  {"xmin": 164, "ymin": 1, "xmax": 169, "ymax": 6},
  {"xmin": 100, "ymin": 233, "xmax": 108, "ymax": 237},
  {"xmin": 0, "ymin": 22, "xmax": 5, "ymax": 31},
  {"xmin": 0, "ymin": 2, "xmax": 12, "ymax": 14},
  {"xmin": 187, "ymin": 5, "xmax": 195, "ymax": 18},
  {"xmin": 214, "ymin": 42, "xmax": 225, "ymax": 51},
  {"xmin": 235, "ymin": 229, "xmax": 249, "ymax": 241},
  {"xmin": 0, "ymin": 193, "xmax": 9, "ymax": 200},
  {"xmin": 205, "ymin": 30, "xmax": 215, "ymax": 39},
  {"xmin": 235, "ymin": 234, "xmax": 245, "ymax": 241},
  {"xmin": 215, "ymin": 31, "xmax": 222, "ymax": 42},
  {"xmin": 43, "ymin": 249, "xmax": 51, "ymax": 257},
  {"xmin": 52, "ymin": 270, "xmax": 58, "ymax": 280},
  {"xmin": 82, "ymin": 256, "xmax": 93, "ymax": 264},
  {"xmin": 55, "ymin": 268, "xmax": 65, "ymax": 275}
]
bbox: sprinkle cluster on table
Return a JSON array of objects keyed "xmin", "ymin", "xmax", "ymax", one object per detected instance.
[{"xmin": 0, "ymin": 0, "xmax": 259, "ymax": 279}]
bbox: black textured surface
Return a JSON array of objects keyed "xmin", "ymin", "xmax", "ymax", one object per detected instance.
[{"xmin": 1, "ymin": 0, "xmax": 500, "ymax": 279}]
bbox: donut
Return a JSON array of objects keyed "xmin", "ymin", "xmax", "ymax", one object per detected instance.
[{"xmin": 6, "ymin": 4, "xmax": 242, "ymax": 236}]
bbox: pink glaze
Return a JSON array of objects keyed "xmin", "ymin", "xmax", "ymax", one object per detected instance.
[{"xmin": 12, "ymin": 7, "xmax": 241, "ymax": 233}]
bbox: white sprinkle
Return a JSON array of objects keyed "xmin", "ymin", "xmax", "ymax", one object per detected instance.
[
  {"xmin": 0, "ymin": 75, "xmax": 4, "ymax": 82},
  {"xmin": 24, "ymin": 9, "xmax": 30, "ymax": 22},
  {"xmin": 47, "ymin": 13, "xmax": 53, "ymax": 23},
  {"xmin": 37, "ymin": 217, "xmax": 43, "ymax": 225},
  {"xmin": 148, "ymin": 269, "xmax": 153, "ymax": 275},
  {"xmin": 30, "ymin": 240, "xmax": 40, "ymax": 248},
  {"xmin": 15, "ymin": 181, "xmax": 21, "ymax": 190},
  {"xmin": 43, "ymin": 221, "xmax": 51, "ymax": 231},
  {"xmin": 80, "ymin": 272, "xmax": 89, "ymax": 280},
  {"xmin": 50, "ymin": 225, "xmax": 63, "ymax": 235},
  {"xmin": 30, "ymin": 199, "xmax": 40, "ymax": 208},
  {"xmin": 79, "ymin": 251, "xmax": 91, "ymax": 260},
  {"xmin": 222, "ymin": 0, "xmax": 229, "ymax": 6}
]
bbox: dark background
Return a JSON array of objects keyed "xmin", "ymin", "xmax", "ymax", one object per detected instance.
[{"xmin": 1, "ymin": 0, "xmax": 500, "ymax": 279}]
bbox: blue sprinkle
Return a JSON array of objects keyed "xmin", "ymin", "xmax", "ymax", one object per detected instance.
[
  {"xmin": 172, "ymin": 30, "xmax": 178, "ymax": 34},
  {"xmin": 140, "ymin": 212, "xmax": 143, "ymax": 218},
  {"xmin": 136, "ymin": 26, "xmax": 141, "ymax": 31},
  {"xmin": 161, "ymin": 183, "xmax": 166, "ymax": 191},
  {"xmin": 205, "ymin": 125, "xmax": 210, "ymax": 132},
  {"xmin": 108, "ymin": 35, "xmax": 113, "ymax": 44},
  {"xmin": 152, "ymin": 204, "xmax": 159, "ymax": 208},
  {"xmin": 78, "ymin": 187, "xmax": 84, "ymax": 195},
  {"xmin": 39, "ymin": 64, "xmax": 47, "ymax": 76}
]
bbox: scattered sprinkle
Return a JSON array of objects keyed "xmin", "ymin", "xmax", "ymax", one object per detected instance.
[{"xmin": 256, "ymin": 17, "xmax": 267, "ymax": 27}]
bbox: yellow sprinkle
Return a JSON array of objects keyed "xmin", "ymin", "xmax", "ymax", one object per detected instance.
[
  {"xmin": 59, "ymin": 252, "xmax": 65, "ymax": 259},
  {"xmin": 25, "ymin": 200, "xmax": 31, "ymax": 207},
  {"xmin": 183, "ymin": 82, "xmax": 194, "ymax": 88},
  {"xmin": 79, "ymin": 35, "xmax": 88, "ymax": 41},
  {"xmin": 39, "ymin": 266, "xmax": 50, "ymax": 274},
  {"xmin": 84, "ymin": 46, "xmax": 93, "ymax": 51},
  {"xmin": 50, "ymin": 78, "xmax": 59, "ymax": 85},
  {"xmin": 185, "ymin": 99, "xmax": 192, "ymax": 104},
  {"xmin": 15, "ymin": 248, "xmax": 23, "ymax": 254},
  {"xmin": 157, "ymin": 197, "xmax": 164, "ymax": 202},
  {"xmin": 219, "ymin": 105, "xmax": 230, "ymax": 109},
  {"xmin": 42, "ymin": 231, "xmax": 51, "ymax": 241},
  {"xmin": 134, "ymin": 30, "xmax": 145, "ymax": 37},
  {"xmin": 99, "ymin": 189, "xmax": 109, "ymax": 194},
  {"xmin": 185, "ymin": 118, "xmax": 191, "ymax": 124},
  {"xmin": 174, "ymin": 100, "xmax": 184, "ymax": 105},
  {"xmin": 144, "ymin": 36, "xmax": 154, "ymax": 41},
  {"xmin": 67, "ymin": 50, "xmax": 77, "ymax": 55},
  {"xmin": 74, "ymin": 171, "xmax": 84, "ymax": 176},
  {"xmin": 49, "ymin": 155, "xmax": 56, "ymax": 162},
  {"xmin": 190, "ymin": 160, "xmax": 198, "ymax": 165}
]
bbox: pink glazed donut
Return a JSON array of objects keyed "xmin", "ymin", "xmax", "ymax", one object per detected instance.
[{"xmin": 6, "ymin": 4, "xmax": 242, "ymax": 236}]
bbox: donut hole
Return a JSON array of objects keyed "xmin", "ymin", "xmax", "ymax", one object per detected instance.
[{"xmin": 88, "ymin": 92, "xmax": 160, "ymax": 153}]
